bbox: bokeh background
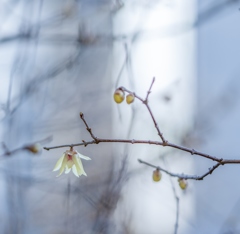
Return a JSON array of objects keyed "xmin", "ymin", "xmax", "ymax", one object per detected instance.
[{"xmin": 0, "ymin": 0, "xmax": 240, "ymax": 233}]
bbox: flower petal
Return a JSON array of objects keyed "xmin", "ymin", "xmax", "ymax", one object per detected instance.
[
  {"xmin": 72, "ymin": 165, "xmax": 79, "ymax": 177},
  {"xmin": 67, "ymin": 159, "xmax": 74, "ymax": 168},
  {"xmin": 77, "ymin": 152, "xmax": 91, "ymax": 161},
  {"xmin": 72, "ymin": 155, "xmax": 87, "ymax": 176},
  {"xmin": 56, "ymin": 155, "xmax": 68, "ymax": 177},
  {"xmin": 53, "ymin": 154, "xmax": 65, "ymax": 171},
  {"xmin": 65, "ymin": 166, "xmax": 71, "ymax": 174},
  {"xmin": 77, "ymin": 157, "xmax": 87, "ymax": 176},
  {"xmin": 72, "ymin": 155, "xmax": 81, "ymax": 175}
]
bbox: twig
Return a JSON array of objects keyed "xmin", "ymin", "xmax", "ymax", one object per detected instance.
[
  {"xmin": 79, "ymin": 112, "xmax": 99, "ymax": 142},
  {"xmin": 43, "ymin": 127, "xmax": 240, "ymax": 181},
  {"xmin": 138, "ymin": 159, "xmax": 222, "ymax": 181},
  {"xmin": 120, "ymin": 78, "xmax": 167, "ymax": 144},
  {"xmin": 0, "ymin": 146, "xmax": 24, "ymax": 157},
  {"xmin": 43, "ymin": 136, "xmax": 238, "ymax": 164},
  {"xmin": 162, "ymin": 158, "xmax": 179, "ymax": 234},
  {"xmin": 44, "ymin": 79, "xmax": 240, "ymax": 181},
  {"xmin": 145, "ymin": 77, "xmax": 155, "ymax": 101},
  {"xmin": 1, "ymin": 136, "xmax": 51, "ymax": 157}
]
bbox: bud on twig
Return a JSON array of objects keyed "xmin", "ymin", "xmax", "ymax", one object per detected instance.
[
  {"xmin": 113, "ymin": 89, "xmax": 125, "ymax": 104},
  {"xmin": 126, "ymin": 93, "xmax": 135, "ymax": 104},
  {"xmin": 152, "ymin": 169, "xmax": 162, "ymax": 182},
  {"xmin": 25, "ymin": 143, "xmax": 42, "ymax": 154},
  {"xmin": 178, "ymin": 178, "xmax": 188, "ymax": 190}
]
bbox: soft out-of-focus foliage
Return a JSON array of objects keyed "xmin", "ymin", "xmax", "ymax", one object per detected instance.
[
  {"xmin": 1, "ymin": 0, "xmax": 240, "ymax": 234},
  {"xmin": 0, "ymin": 1, "xmax": 114, "ymax": 233}
]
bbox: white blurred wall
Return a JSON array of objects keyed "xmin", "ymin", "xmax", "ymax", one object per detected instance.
[{"xmin": 112, "ymin": 1, "xmax": 197, "ymax": 233}]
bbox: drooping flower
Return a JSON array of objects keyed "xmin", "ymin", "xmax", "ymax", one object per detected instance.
[{"xmin": 53, "ymin": 148, "xmax": 91, "ymax": 177}]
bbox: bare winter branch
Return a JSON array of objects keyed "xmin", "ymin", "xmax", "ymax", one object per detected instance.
[
  {"xmin": 44, "ymin": 79, "xmax": 240, "ymax": 181},
  {"xmin": 138, "ymin": 159, "xmax": 222, "ymax": 181}
]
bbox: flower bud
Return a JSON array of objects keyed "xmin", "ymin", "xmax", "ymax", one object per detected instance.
[
  {"xmin": 152, "ymin": 169, "xmax": 162, "ymax": 182},
  {"xmin": 126, "ymin": 93, "xmax": 135, "ymax": 104},
  {"xmin": 178, "ymin": 178, "xmax": 188, "ymax": 190},
  {"xmin": 113, "ymin": 89, "xmax": 125, "ymax": 104},
  {"xmin": 25, "ymin": 143, "xmax": 42, "ymax": 154}
]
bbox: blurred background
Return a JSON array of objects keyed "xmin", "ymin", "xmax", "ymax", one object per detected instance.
[{"xmin": 0, "ymin": 0, "xmax": 240, "ymax": 233}]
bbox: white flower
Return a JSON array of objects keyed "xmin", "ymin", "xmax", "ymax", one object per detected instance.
[{"xmin": 53, "ymin": 149, "xmax": 91, "ymax": 177}]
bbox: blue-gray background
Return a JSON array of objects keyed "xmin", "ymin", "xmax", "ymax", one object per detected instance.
[{"xmin": 0, "ymin": 0, "xmax": 240, "ymax": 233}]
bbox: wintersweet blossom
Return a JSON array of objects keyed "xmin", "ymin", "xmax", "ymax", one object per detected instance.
[{"xmin": 53, "ymin": 149, "xmax": 91, "ymax": 177}]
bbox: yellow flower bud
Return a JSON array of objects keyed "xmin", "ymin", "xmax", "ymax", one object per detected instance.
[
  {"xmin": 25, "ymin": 143, "xmax": 42, "ymax": 154},
  {"xmin": 178, "ymin": 178, "xmax": 188, "ymax": 190},
  {"xmin": 152, "ymin": 169, "xmax": 161, "ymax": 182},
  {"xmin": 126, "ymin": 93, "xmax": 135, "ymax": 104},
  {"xmin": 113, "ymin": 89, "xmax": 125, "ymax": 104}
]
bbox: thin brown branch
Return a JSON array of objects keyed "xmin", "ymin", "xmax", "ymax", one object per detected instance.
[
  {"xmin": 120, "ymin": 78, "xmax": 167, "ymax": 143},
  {"xmin": 138, "ymin": 159, "xmax": 223, "ymax": 181},
  {"xmin": 145, "ymin": 103, "xmax": 167, "ymax": 143},
  {"xmin": 79, "ymin": 112, "xmax": 99, "ymax": 142},
  {"xmin": 43, "ymin": 136, "xmax": 240, "ymax": 165},
  {"xmin": 145, "ymin": 77, "xmax": 155, "ymax": 101},
  {"xmin": 44, "ymin": 80, "xmax": 240, "ymax": 181}
]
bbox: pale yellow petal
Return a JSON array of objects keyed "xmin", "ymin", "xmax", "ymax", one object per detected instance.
[
  {"xmin": 76, "ymin": 156, "xmax": 87, "ymax": 176},
  {"xmin": 72, "ymin": 155, "xmax": 81, "ymax": 175},
  {"xmin": 67, "ymin": 159, "xmax": 74, "ymax": 168},
  {"xmin": 65, "ymin": 166, "xmax": 71, "ymax": 174},
  {"xmin": 56, "ymin": 155, "xmax": 68, "ymax": 177},
  {"xmin": 53, "ymin": 154, "xmax": 65, "ymax": 171},
  {"xmin": 72, "ymin": 155, "xmax": 83, "ymax": 175},
  {"xmin": 77, "ymin": 152, "xmax": 91, "ymax": 161},
  {"xmin": 72, "ymin": 165, "xmax": 79, "ymax": 177}
]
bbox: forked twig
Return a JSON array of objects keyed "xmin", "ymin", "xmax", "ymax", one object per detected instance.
[
  {"xmin": 120, "ymin": 78, "xmax": 167, "ymax": 144},
  {"xmin": 138, "ymin": 159, "xmax": 222, "ymax": 181},
  {"xmin": 44, "ymin": 78, "xmax": 240, "ymax": 181}
]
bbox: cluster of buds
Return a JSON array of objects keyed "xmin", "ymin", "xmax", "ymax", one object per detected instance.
[
  {"xmin": 113, "ymin": 88, "xmax": 135, "ymax": 104},
  {"xmin": 152, "ymin": 169, "xmax": 188, "ymax": 190}
]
